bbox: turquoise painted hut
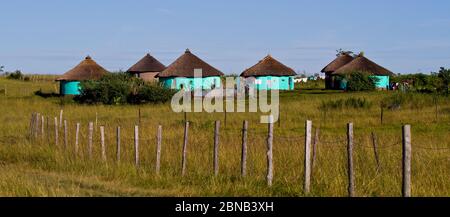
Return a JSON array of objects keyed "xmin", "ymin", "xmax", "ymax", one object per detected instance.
[
  {"xmin": 56, "ymin": 56, "xmax": 108, "ymax": 95},
  {"xmin": 332, "ymin": 54, "xmax": 395, "ymax": 90},
  {"xmin": 240, "ymin": 55, "xmax": 296, "ymax": 90},
  {"xmin": 156, "ymin": 49, "xmax": 224, "ymax": 90},
  {"xmin": 127, "ymin": 53, "xmax": 166, "ymax": 82},
  {"xmin": 321, "ymin": 53, "xmax": 355, "ymax": 89}
]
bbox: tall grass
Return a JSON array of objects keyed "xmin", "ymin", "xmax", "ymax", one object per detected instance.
[{"xmin": 0, "ymin": 78, "xmax": 449, "ymax": 196}]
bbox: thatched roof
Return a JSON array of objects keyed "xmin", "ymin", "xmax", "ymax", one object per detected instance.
[
  {"xmin": 156, "ymin": 49, "xmax": 224, "ymax": 78},
  {"xmin": 321, "ymin": 53, "xmax": 354, "ymax": 73},
  {"xmin": 56, "ymin": 56, "xmax": 108, "ymax": 81},
  {"xmin": 332, "ymin": 55, "xmax": 394, "ymax": 76},
  {"xmin": 127, "ymin": 53, "xmax": 166, "ymax": 73},
  {"xmin": 240, "ymin": 55, "xmax": 296, "ymax": 77}
]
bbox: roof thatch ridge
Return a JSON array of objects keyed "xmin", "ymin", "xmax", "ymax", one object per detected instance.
[
  {"xmin": 321, "ymin": 53, "xmax": 355, "ymax": 73},
  {"xmin": 127, "ymin": 53, "xmax": 166, "ymax": 73},
  {"xmin": 240, "ymin": 55, "xmax": 296, "ymax": 77},
  {"xmin": 56, "ymin": 56, "xmax": 109, "ymax": 81},
  {"xmin": 332, "ymin": 55, "xmax": 394, "ymax": 76},
  {"xmin": 157, "ymin": 49, "xmax": 224, "ymax": 78}
]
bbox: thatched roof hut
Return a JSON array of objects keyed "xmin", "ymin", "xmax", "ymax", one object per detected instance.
[
  {"xmin": 127, "ymin": 53, "xmax": 166, "ymax": 81},
  {"xmin": 127, "ymin": 53, "xmax": 166, "ymax": 74},
  {"xmin": 157, "ymin": 49, "xmax": 223, "ymax": 78},
  {"xmin": 56, "ymin": 56, "xmax": 108, "ymax": 81},
  {"xmin": 240, "ymin": 55, "xmax": 296, "ymax": 77},
  {"xmin": 332, "ymin": 55, "xmax": 394, "ymax": 76},
  {"xmin": 321, "ymin": 53, "xmax": 355, "ymax": 73}
]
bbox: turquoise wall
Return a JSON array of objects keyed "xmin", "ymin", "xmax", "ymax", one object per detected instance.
[
  {"xmin": 337, "ymin": 75, "xmax": 390, "ymax": 90},
  {"xmin": 160, "ymin": 77, "xmax": 221, "ymax": 90},
  {"xmin": 247, "ymin": 76, "xmax": 294, "ymax": 90},
  {"xmin": 60, "ymin": 81, "xmax": 81, "ymax": 95},
  {"xmin": 370, "ymin": 75, "xmax": 390, "ymax": 89}
]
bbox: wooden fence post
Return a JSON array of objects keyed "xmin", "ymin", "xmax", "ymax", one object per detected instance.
[
  {"xmin": 213, "ymin": 120, "xmax": 220, "ymax": 176},
  {"xmin": 64, "ymin": 120, "xmax": 68, "ymax": 151},
  {"xmin": 241, "ymin": 120, "xmax": 248, "ymax": 177},
  {"xmin": 266, "ymin": 116, "xmax": 274, "ymax": 187},
  {"xmin": 88, "ymin": 122, "xmax": 93, "ymax": 159},
  {"xmin": 347, "ymin": 122, "xmax": 355, "ymax": 197},
  {"xmin": 54, "ymin": 117, "xmax": 58, "ymax": 146},
  {"xmin": 304, "ymin": 120, "xmax": 312, "ymax": 194},
  {"xmin": 402, "ymin": 125, "xmax": 412, "ymax": 197},
  {"xmin": 35, "ymin": 113, "xmax": 40, "ymax": 138},
  {"xmin": 41, "ymin": 116, "xmax": 45, "ymax": 140},
  {"xmin": 371, "ymin": 132, "xmax": 381, "ymax": 171},
  {"xmin": 59, "ymin": 109, "xmax": 63, "ymax": 128},
  {"xmin": 29, "ymin": 113, "xmax": 35, "ymax": 138},
  {"xmin": 100, "ymin": 126, "xmax": 106, "ymax": 162},
  {"xmin": 134, "ymin": 125, "xmax": 139, "ymax": 168},
  {"xmin": 75, "ymin": 123, "xmax": 80, "ymax": 156},
  {"xmin": 116, "ymin": 126, "xmax": 121, "ymax": 163},
  {"xmin": 46, "ymin": 116, "xmax": 49, "ymax": 144},
  {"xmin": 156, "ymin": 125, "xmax": 162, "ymax": 175},
  {"xmin": 181, "ymin": 121, "xmax": 189, "ymax": 176}
]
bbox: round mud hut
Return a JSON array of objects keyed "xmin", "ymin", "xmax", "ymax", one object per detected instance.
[
  {"xmin": 332, "ymin": 54, "xmax": 394, "ymax": 90},
  {"xmin": 240, "ymin": 55, "xmax": 296, "ymax": 90},
  {"xmin": 56, "ymin": 56, "xmax": 108, "ymax": 95},
  {"xmin": 127, "ymin": 53, "xmax": 166, "ymax": 82},
  {"xmin": 156, "ymin": 49, "xmax": 224, "ymax": 90},
  {"xmin": 321, "ymin": 53, "xmax": 355, "ymax": 89}
]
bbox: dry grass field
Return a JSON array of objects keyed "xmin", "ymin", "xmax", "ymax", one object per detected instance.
[{"xmin": 0, "ymin": 77, "xmax": 449, "ymax": 196}]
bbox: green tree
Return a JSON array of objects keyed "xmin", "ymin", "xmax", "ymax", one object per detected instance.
[{"xmin": 438, "ymin": 67, "xmax": 450, "ymax": 95}]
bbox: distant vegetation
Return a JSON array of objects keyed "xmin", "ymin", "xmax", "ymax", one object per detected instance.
[
  {"xmin": 392, "ymin": 67, "xmax": 450, "ymax": 95},
  {"xmin": 74, "ymin": 72, "xmax": 176, "ymax": 105},
  {"xmin": 5, "ymin": 70, "xmax": 30, "ymax": 81}
]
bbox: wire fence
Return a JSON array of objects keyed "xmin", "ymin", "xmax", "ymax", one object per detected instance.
[{"xmin": 26, "ymin": 110, "xmax": 450, "ymax": 196}]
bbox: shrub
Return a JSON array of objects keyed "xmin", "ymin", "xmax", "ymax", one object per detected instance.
[
  {"xmin": 343, "ymin": 71, "xmax": 378, "ymax": 91},
  {"xmin": 74, "ymin": 72, "xmax": 176, "ymax": 105},
  {"xmin": 6, "ymin": 70, "xmax": 24, "ymax": 80},
  {"xmin": 129, "ymin": 84, "xmax": 177, "ymax": 104}
]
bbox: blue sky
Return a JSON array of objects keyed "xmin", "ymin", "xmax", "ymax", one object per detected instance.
[{"xmin": 1, "ymin": 0, "xmax": 450, "ymax": 75}]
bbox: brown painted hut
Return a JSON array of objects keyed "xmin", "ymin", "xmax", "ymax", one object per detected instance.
[
  {"xmin": 127, "ymin": 53, "xmax": 166, "ymax": 82},
  {"xmin": 56, "ymin": 56, "xmax": 108, "ymax": 95}
]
